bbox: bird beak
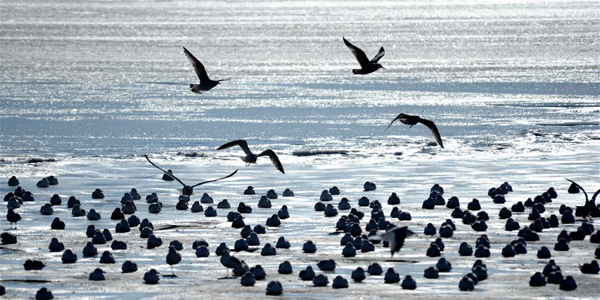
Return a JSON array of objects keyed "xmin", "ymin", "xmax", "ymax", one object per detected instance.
[{"xmin": 407, "ymin": 229, "xmax": 415, "ymax": 237}]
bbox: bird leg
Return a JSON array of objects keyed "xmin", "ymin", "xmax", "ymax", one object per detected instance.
[{"xmin": 171, "ymin": 265, "xmax": 176, "ymax": 277}]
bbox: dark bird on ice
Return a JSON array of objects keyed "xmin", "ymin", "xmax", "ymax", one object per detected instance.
[
  {"xmin": 343, "ymin": 37, "xmax": 385, "ymax": 75},
  {"xmin": 566, "ymin": 179, "xmax": 600, "ymax": 218},
  {"xmin": 144, "ymin": 154, "xmax": 237, "ymax": 196},
  {"xmin": 384, "ymin": 113, "xmax": 444, "ymax": 148},
  {"xmin": 24, "ymin": 259, "xmax": 45, "ymax": 271},
  {"xmin": 382, "ymin": 226, "xmax": 414, "ymax": 256},
  {"xmin": 6, "ymin": 208, "xmax": 21, "ymax": 229},
  {"xmin": 217, "ymin": 140, "xmax": 285, "ymax": 174},
  {"xmin": 220, "ymin": 250, "xmax": 245, "ymax": 278},
  {"xmin": 183, "ymin": 46, "xmax": 229, "ymax": 94},
  {"xmin": 166, "ymin": 245, "xmax": 182, "ymax": 277}
]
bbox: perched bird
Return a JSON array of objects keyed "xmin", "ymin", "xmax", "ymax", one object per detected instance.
[
  {"xmin": 343, "ymin": 37, "xmax": 385, "ymax": 75},
  {"xmin": 24, "ymin": 259, "xmax": 45, "ymax": 270},
  {"xmin": 6, "ymin": 208, "xmax": 21, "ymax": 229},
  {"xmin": 35, "ymin": 287, "xmax": 54, "ymax": 300},
  {"xmin": 89, "ymin": 268, "xmax": 106, "ymax": 281},
  {"xmin": 566, "ymin": 179, "xmax": 600, "ymax": 218},
  {"xmin": 143, "ymin": 269, "xmax": 160, "ymax": 284},
  {"xmin": 144, "ymin": 154, "xmax": 237, "ymax": 195},
  {"xmin": 220, "ymin": 251, "xmax": 244, "ymax": 278},
  {"xmin": 317, "ymin": 259, "xmax": 336, "ymax": 271},
  {"xmin": 166, "ymin": 245, "xmax": 182, "ymax": 277},
  {"xmin": 384, "ymin": 113, "xmax": 444, "ymax": 148},
  {"xmin": 183, "ymin": 46, "xmax": 229, "ymax": 94},
  {"xmin": 162, "ymin": 170, "xmax": 175, "ymax": 181},
  {"xmin": 217, "ymin": 140, "xmax": 285, "ymax": 174},
  {"xmin": 381, "ymin": 226, "xmax": 414, "ymax": 256}
]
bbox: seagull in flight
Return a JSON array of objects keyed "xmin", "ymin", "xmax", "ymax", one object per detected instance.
[
  {"xmin": 382, "ymin": 226, "xmax": 414, "ymax": 257},
  {"xmin": 566, "ymin": 178, "xmax": 600, "ymax": 218},
  {"xmin": 144, "ymin": 154, "xmax": 237, "ymax": 195},
  {"xmin": 384, "ymin": 113, "xmax": 444, "ymax": 148},
  {"xmin": 183, "ymin": 46, "xmax": 229, "ymax": 94},
  {"xmin": 343, "ymin": 37, "xmax": 385, "ymax": 75},
  {"xmin": 217, "ymin": 140, "xmax": 285, "ymax": 174}
]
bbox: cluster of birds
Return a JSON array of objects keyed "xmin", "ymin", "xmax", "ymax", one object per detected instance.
[{"xmin": 2, "ymin": 167, "xmax": 599, "ymax": 298}]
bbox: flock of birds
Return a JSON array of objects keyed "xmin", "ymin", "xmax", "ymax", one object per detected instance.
[
  {"xmin": 1, "ymin": 37, "xmax": 598, "ymax": 299},
  {"xmin": 2, "ymin": 171, "xmax": 599, "ymax": 298},
  {"xmin": 185, "ymin": 38, "xmax": 445, "ymax": 149}
]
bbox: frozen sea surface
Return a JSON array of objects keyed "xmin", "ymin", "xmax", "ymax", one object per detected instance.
[{"xmin": 1, "ymin": 0, "xmax": 599, "ymax": 299}]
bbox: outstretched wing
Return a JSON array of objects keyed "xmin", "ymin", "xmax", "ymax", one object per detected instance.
[
  {"xmin": 183, "ymin": 46, "xmax": 210, "ymax": 82},
  {"xmin": 144, "ymin": 155, "xmax": 186, "ymax": 187},
  {"xmin": 191, "ymin": 169, "xmax": 238, "ymax": 187},
  {"xmin": 343, "ymin": 37, "xmax": 370, "ymax": 68},
  {"xmin": 566, "ymin": 178, "xmax": 588, "ymax": 202},
  {"xmin": 257, "ymin": 149, "xmax": 285, "ymax": 174},
  {"xmin": 418, "ymin": 118, "xmax": 444, "ymax": 148},
  {"xmin": 217, "ymin": 140, "xmax": 252, "ymax": 156},
  {"xmin": 382, "ymin": 226, "xmax": 413, "ymax": 256},
  {"xmin": 591, "ymin": 189, "xmax": 600, "ymax": 204},
  {"xmin": 370, "ymin": 47, "xmax": 385, "ymax": 63},
  {"xmin": 384, "ymin": 114, "xmax": 404, "ymax": 132}
]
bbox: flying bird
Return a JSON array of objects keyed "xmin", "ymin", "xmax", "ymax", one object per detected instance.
[
  {"xmin": 382, "ymin": 226, "xmax": 414, "ymax": 256},
  {"xmin": 566, "ymin": 179, "xmax": 600, "ymax": 218},
  {"xmin": 217, "ymin": 140, "xmax": 285, "ymax": 174},
  {"xmin": 343, "ymin": 37, "xmax": 385, "ymax": 75},
  {"xmin": 144, "ymin": 154, "xmax": 237, "ymax": 195},
  {"xmin": 183, "ymin": 46, "xmax": 229, "ymax": 94},
  {"xmin": 385, "ymin": 113, "xmax": 444, "ymax": 148}
]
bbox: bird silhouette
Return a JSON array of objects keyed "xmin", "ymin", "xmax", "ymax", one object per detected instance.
[
  {"xmin": 24, "ymin": 259, "xmax": 45, "ymax": 270},
  {"xmin": 219, "ymin": 250, "xmax": 244, "ymax": 278},
  {"xmin": 144, "ymin": 154, "xmax": 237, "ymax": 195},
  {"xmin": 183, "ymin": 46, "xmax": 229, "ymax": 94},
  {"xmin": 6, "ymin": 208, "xmax": 21, "ymax": 229},
  {"xmin": 217, "ymin": 140, "xmax": 285, "ymax": 174},
  {"xmin": 143, "ymin": 269, "xmax": 160, "ymax": 284},
  {"xmin": 382, "ymin": 226, "xmax": 414, "ymax": 256},
  {"xmin": 166, "ymin": 246, "xmax": 182, "ymax": 277},
  {"xmin": 385, "ymin": 113, "xmax": 444, "ymax": 148},
  {"xmin": 566, "ymin": 179, "xmax": 600, "ymax": 218},
  {"xmin": 343, "ymin": 37, "xmax": 385, "ymax": 75}
]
